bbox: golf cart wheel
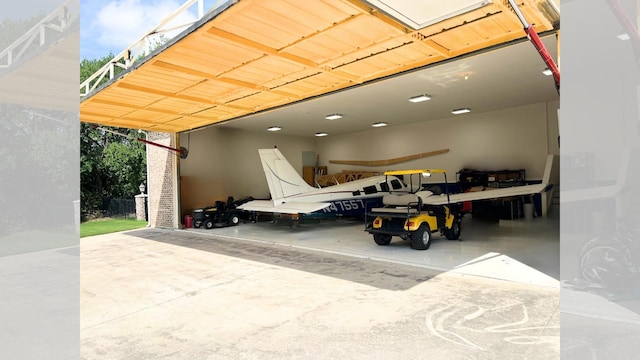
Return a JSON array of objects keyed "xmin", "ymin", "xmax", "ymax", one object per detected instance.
[
  {"xmin": 230, "ymin": 214, "xmax": 240, "ymax": 226},
  {"xmin": 373, "ymin": 234, "xmax": 392, "ymax": 246},
  {"xmin": 204, "ymin": 219, "xmax": 215, "ymax": 229},
  {"xmin": 411, "ymin": 223, "xmax": 431, "ymax": 250},
  {"xmin": 444, "ymin": 218, "xmax": 461, "ymax": 240}
]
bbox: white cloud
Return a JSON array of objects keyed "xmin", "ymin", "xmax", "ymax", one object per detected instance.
[{"xmin": 94, "ymin": 0, "xmax": 198, "ymax": 53}]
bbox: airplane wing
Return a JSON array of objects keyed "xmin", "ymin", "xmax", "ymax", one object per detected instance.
[
  {"xmin": 237, "ymin": 200, "xmax": 331, "ymax": 214},
  {"xmin": 422, "ymin": 183, "xmax": 553, "ymax": 205}
]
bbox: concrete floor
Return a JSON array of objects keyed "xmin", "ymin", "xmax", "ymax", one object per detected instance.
[
  {"xmin": 187, "ymin": 212, "xmax": 560, "ymax": 288},
  {"xmin": 81, "ymin": 227, "xmax": 560, "ymax": 360},
  {"xmin": 81, "ymin": 212, "xmax": 560, "ymax": 359}
]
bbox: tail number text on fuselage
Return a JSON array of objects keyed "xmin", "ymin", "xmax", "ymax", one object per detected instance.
[{"xmin": 322, "ymin": 199, "xmax": 365, "ymax": 213}]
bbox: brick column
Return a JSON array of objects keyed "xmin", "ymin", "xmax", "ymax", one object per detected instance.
[
  {"xmin": 135, "ymin": 194, "xmax": 147, "ymax": 221},
  {"xmin": 147, "ymin": 131, "xmax": 179, "ymax": 228}
]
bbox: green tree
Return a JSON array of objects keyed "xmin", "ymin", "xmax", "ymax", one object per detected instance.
[
  {"xmin": 103, "ymin": 135, "xmax": 147, "ymax": 198},
  {"xmin": 80, "ymin": 56, "xmax": 147, "ymax": 220},
  {"xmin": 79, "ymin": 32, "xmax": 174, "ymax": 220}
]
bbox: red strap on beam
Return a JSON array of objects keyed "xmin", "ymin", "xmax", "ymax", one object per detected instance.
[
  {"xmin": 525, "ymin": 26, "xmax": 560, "ymax": 90},
  {"xmin": 94, "ymin": 126, "xmax": 188, "ymax": 158},
  {"xmin": 508, "ymin": 0, "xmax": 560, "ymax": 92},
  {"xmin": 137, "ymin": 137, "xmax": 186, "ymax": 155}
]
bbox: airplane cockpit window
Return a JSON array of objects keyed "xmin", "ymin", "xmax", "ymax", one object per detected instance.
[
  {"xmin": 363, "ymin": 185, "xmax": 377, "ymax": 194},
  {"xmin": 380, "ymin": 182, "xmax": 390, "ymax": 192},
  {"xmin": 390, "ymin": 179, "xmax": 404, "ymax": 190}
]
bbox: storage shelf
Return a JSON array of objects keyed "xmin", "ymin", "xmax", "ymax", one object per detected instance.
[{"xmin": 457, "ymin": 168, "xmax": 527, "ymax": 220}]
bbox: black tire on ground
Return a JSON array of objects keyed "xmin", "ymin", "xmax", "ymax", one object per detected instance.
[
  {"xmin": 193, "ymin": 221, "xmax": 201, "ymax": 228},
  {"xmin": 230, "ymin": 214, "xmax": 240, "ymax": 226},
  {"xmin": 204, "ymin": 219, "xmax": 215, "ymax": 229},
  {"xmin": 411, "ymin": 223, "xmax": 431, "ymax": 250},
  {"xmin": 444, "ymin": 218, "xmax": 461, "ymax": 240},
  {"xmin": 373, "ymin": 234, "xmax": 392, "ymax": 246}
]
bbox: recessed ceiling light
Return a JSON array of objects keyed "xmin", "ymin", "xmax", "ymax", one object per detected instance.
[
  {"xmin": 408, "ymin": 94, "xmax": 431, "ymax": 103},
  {"xmin": 325, "ymin": 114, "xmax": 343, "ymax": 120},
  {"xmin": 452, "ymin": 108, "xmax": 471, "ymax": 115},
  {"xmin": 315, "ymin": 132, "xmax": 329, "ymax": 137},
  {"xmin": 371, "ymin": 122, "xmax": 388, "ymax": 127},
  {"xmin": 267, "ymin": 126, "xmax": 282, "ymax": 131},
  {"xmin": 542, "ymin": 68, "xmax": 553, "ymax": 76}
]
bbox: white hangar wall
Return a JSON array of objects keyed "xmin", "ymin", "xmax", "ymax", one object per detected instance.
[
  {"xmin": 178, "ymin": 127, "xmax": 314, "ymax": 213},
  {"xmin": 317, "ymin": 101, "xmax": 559, "ymax": 181},
  {"xmin": 178, "ymin": 100, "xmax": 559, "ymax": 218}
]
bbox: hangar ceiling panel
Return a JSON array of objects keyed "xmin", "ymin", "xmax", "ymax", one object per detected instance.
[
  {"xmin": 80, "ymin": 0, "xmax": 560, "ymax": 133},
  {"xmin": 223, "ymin": 56, "xmax": 308, "ymax": 85},
  {"xmin": 213, "ymin": 1, "xmax": 361, "ymax": 50},
  {"xmin": 262, "ymin": 68, "xmax": 324, "ymax": 90},
  {"xmin": 176, "ymin": 79, "xmax": 244, "ymax": 100}
]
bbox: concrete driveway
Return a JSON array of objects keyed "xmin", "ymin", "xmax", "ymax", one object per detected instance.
[{"xmin": 81, "ymin": 228, "xmax": 559, "ymax": 359}]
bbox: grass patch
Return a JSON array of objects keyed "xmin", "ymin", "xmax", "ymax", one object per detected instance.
[{"xmin": 81, "ymin": 218, "xmax": 147, "ymax": 237}]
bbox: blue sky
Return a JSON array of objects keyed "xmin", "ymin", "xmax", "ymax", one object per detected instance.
[{"xmin": 80, "ymin": 0, "xmax": 222, "ymax": 60}]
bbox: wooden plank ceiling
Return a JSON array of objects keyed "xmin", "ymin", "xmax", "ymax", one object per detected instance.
[{"xmin": 80, "ymin": 0, "xmax": 558, "ymax": 133}]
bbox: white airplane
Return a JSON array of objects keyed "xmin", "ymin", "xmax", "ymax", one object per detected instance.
[
  {"xmin": 237, "ymin": 147, "xmax": 553, "ymax": 217},
  {"xmin": 237, "ymin": 147, "xmax": 412, "ymax": 216}
]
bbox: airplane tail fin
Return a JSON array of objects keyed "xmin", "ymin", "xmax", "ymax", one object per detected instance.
[{"xmin": 258, "ymin": 148, "xmax": 316, "ymax": 204}]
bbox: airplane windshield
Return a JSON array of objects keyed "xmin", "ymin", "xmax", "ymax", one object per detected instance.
[{"xmin": 395, "ymin": 173, "xmax": 423, "ymax": 193}]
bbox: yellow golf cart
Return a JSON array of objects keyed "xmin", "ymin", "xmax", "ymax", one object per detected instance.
[{"xmin": 365, "ymin": 169, "xmax": 462, "ymax": 250}]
